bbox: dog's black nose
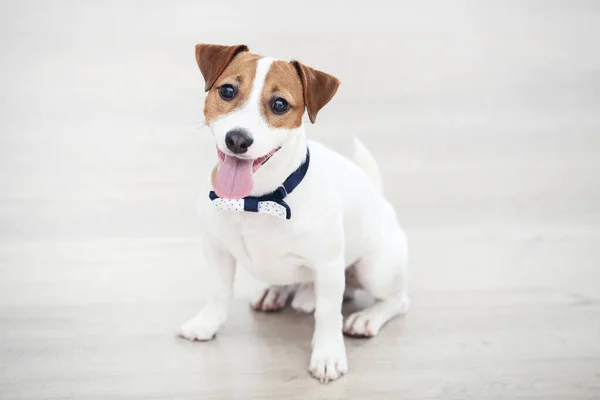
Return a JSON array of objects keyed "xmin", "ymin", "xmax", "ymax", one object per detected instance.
[{"xmin": 225, "ymin": 129, "xmax": 253, "ymax": 154}]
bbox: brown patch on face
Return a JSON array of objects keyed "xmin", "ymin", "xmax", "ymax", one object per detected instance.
[
  {"xmin": 195, "ymin": 44, "xmax": 249, "ymax": 91},
  {"xmin": 203, "ymin": 52, "xmax": 262, "ymax": 124},
  {"xmin": 260, "ymin": 61, "xmax": 305, "ymax": 129}
]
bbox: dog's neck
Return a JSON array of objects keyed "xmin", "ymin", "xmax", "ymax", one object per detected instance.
[{"xmin": 249, "ymin": 128, "xmax": 308, "ymax": 197}]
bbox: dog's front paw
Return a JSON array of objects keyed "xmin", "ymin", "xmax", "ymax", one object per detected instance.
[
  {"xmin": 309, "ymin": 340, "xmax": 348, "ymax": 383},
  {"xmin": 177, "ymin": 307, "xmax": 225, "ymax": 341},
  {"xmin": 178, "ymin": 315, "xmax": 220, "ymax": 341}
]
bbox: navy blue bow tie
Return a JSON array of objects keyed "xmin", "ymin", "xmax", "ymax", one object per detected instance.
[{"xmin": 209, "ymin": 148, "xmax": 310, "ymax": 220}]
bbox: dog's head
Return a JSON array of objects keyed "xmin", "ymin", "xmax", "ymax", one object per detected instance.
[{"xmin": 195, "ymin": 44, "xmax": 340, "ymax": 199}]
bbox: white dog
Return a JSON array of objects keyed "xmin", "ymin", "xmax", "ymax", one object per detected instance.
[{"xmin": 178, "ymin": 44, "xmax": 410, "ymax": 383}]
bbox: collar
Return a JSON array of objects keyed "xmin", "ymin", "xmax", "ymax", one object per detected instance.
[{"xmin": 209, "ymin": 148, "xmax": 310, "ymax": 220}]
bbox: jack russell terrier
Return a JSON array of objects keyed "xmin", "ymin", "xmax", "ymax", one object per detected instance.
[{"xmin": 178, "ymin": 44, "xmax": 410, "ymax": 383}]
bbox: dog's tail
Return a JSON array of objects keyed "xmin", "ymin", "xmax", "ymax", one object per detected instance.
[{"xmin": 353, "ymin": 137, "xmax": 383, "ymax": 192}]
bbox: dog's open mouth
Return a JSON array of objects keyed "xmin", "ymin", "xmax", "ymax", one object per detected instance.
[
  {"xmin": 216, "ymin": 146, "xmax": 280, "ymax": 173},
  {"xmin": 213, "ymin": 146, "xmax": 280, "ymax": 199}
]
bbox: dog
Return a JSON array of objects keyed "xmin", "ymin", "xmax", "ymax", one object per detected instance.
[{"xmin": 178, "ymin": 44, "xmax": 410, "ymax": 383}]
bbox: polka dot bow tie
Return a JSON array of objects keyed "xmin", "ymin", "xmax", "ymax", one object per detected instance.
[{"xmin": 209, "ymin": 148, "xmax": 310, "ymax": 220}]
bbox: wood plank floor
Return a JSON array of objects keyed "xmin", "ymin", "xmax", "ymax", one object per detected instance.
[{"xmin": 1, "ymin": 1, "xmax": 599, "ymax": 399}]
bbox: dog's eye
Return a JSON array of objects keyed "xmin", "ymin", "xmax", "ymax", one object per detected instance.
[
  {"xmin": 271, "ymin": 98, "xmax": 289, "ymax": 114},
  {"xmin": 218, "ymin": 84, "xmax": 236, "ymax": 101}
]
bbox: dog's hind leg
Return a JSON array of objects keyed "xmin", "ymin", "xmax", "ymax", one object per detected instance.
[
  {"xmin": 343, "ymin": 230, "xmax": 410, "ymax": 337},
  {"xmin": 250, "ymin": 284, "xmax": 296, "ymax": 312}
]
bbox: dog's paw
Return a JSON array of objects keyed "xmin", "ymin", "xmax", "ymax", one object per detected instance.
[
  {"xmin": 344, "ymin": 296, "xmax": 410, "ymax": 337},
  {"xmin": 309, "ymin": 340, "xmax": 348, "ymax": 383},
  {"xmin": 177, "ymin": 313, "xmax": 222, "ymax": 341},
  {"xmin": 250, "ymin": 285, "xmax": 293, "ymax": 312},
  {"xmin": 291, "ymin": 283, "xmax": 316, "ymax": 313},
  {"xmin": 343, "ymin": 310, "xmax": 381, "ymax": 337}
]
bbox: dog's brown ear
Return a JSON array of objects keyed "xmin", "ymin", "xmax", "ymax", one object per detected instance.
[
  {"xmin": 291, "ymin": 61, "xmax": 340, "ymax": 123},
  {"xmin": 195, "ymin": 44, "xmax": 249, "ymax": 91}
]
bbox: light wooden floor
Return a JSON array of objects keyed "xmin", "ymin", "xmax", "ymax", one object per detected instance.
[{"xmin": 1, "ymin": 1, "xmax": 599, "ymax": 399}]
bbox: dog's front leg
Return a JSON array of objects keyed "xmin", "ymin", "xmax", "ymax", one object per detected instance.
[
  {"xmin": 178, "ymin": 237, "xmax": 236, "ymax": 341},
  {"xmin": 309, "ymin": 255, "xmax": 347, "ymax": 383}
]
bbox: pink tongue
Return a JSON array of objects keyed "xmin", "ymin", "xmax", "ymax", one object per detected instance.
[{"xmin": 214, "ymin": 155, "xmax": 254, "ymax": 199}]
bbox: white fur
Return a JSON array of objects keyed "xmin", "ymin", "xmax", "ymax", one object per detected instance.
[{"xmin": 179, "ymin": 58, "xmax": 409, "ymax": 383}]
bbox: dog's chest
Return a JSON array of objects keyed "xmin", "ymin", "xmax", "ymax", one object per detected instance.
[{"xmin": 212, "ymin": 212, "xmax": 314, "ymax": 284}]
